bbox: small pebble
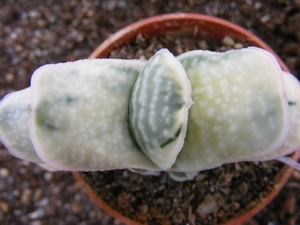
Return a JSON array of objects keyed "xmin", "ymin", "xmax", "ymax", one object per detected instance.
[
  {"xmin": 139, "ymin": 204, "xmax": 148, "ymax": 215},
  {"xmin": 234, "ymin": 43, "xmax": 244, "ymax": 49},
  {"xmin": 260, "ymin": 14, "xmax": 270, "ymax": 23},
  {"xmin": 33, "ymin": 188, "xmax": 43, "ymax": 202},
  {"xmin": 222, "ymin": 36, "xmax": 235, "ymax": 46},
  {"xmin": 21, "ymin": 188, "xmax": 32, "ymax": 205},
  {"xmin": 36, "ymin": 198, "xmax": 49, "ymax": 207},
  {"xmin": 217, "ymin": 210, "xmax": 224, "ymax": 218},
  {"xmin": 0, "ymin": 201, "xmax": 9, "ymax": 213},
  {"xmin": 30, "ymin": 221, "xmax": 42, "ymax": 225},
  {"xmin": 233, "ymin": 201, "xmax": 241, "ymax": 210},
  {"xmin": 12, "ymin": 189, "xmax": 20, "ymax": 197},
  {"xmin": 237, "ymin": 182, "xmax": 249, "ymax": 196},
  {"xmin": 13, "ymin": 209, "xmax": 22, "ymax": 216},
  {"xmin": 44, "ymin": 172, "xmax": 53, "ymax": 181},
  {"xmin": 198, "ymin": 40, "xmax": 209, "ymax": 50},
  {"xmin": 197, "ymin": 194, "xmax": 218, "ymax": 218},
  {"xmin": 0, "ymin": 168, "xmax": 9, "ymax": 177},
  {"xmin": 254, "ymin": 2, "xmax": 262, "ymax": 9},
  {"xmin": 5, "ymin": 73, "xmax": 14, "ymax": 82},
  {"xmin": 188, "ymin": 206, "xmax": 196, "ymax": 225},
  {"xmin": 28, "ymin": 209, "xmax": 45, "ymax": 220}
]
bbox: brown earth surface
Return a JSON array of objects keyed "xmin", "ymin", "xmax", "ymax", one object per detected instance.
[{"xmin": 0, "ymin": 1, "xmax": 300, "ymax": 225}]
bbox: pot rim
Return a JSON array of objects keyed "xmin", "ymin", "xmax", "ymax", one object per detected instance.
[{"xmin": 73, "ymin": 13, "xmax": 300, "ymax": 225}]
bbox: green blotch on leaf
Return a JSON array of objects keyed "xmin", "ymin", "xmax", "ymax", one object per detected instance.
[
  {"xmin": 288, "ymin": 101, "xmax": 297, "ymax": 106},
  {"xmin": 160, "ymin": 126, "xmax": 182, "ymax": 148}
]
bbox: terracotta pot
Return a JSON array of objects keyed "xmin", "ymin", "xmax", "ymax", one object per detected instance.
[{"xmin": 73, "ymin": 13, "xmax": 299, "ymax": 225}]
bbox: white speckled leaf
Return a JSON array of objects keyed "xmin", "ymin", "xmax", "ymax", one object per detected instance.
[
  {"xmin": 256, "ymin": 72, "xmax": 300, "ymax": 160},
  {"xmin": 0, "ymin": 88, "xmax": 43, "ymax": 163},
  {"xmin": 30, "ymin": 59, "xmax": 158, "ymax": 171},
  {"xmin": 129, "ymin": 49, "xmax": 193, "ymax": 170},
  {"xmin": 173, "ymin": 47, "xmax": 289, "ymax": 172}
]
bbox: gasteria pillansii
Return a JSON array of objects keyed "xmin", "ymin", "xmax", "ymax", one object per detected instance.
[{"xmin": 0, "ymin": 47, "xmax": 300, "ymax": 181}]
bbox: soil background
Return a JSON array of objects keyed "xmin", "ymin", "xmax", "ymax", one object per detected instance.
[{"xmin": 0, "ymin": 0, "xmax": 300, "ymax": 225}]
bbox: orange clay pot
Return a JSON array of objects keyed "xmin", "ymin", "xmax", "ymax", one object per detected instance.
[{"xmin": 73, "ymin": 13, "xmax": 300, "ymax": 225}]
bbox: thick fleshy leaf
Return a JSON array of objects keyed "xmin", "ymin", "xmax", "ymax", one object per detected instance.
[
  {"xmin": 0, "ymin": 88, "xmax": 42, "ymax": 163},
  {"xmin": 129, "ymin": 49, "xmax": 193, "ymax": 170},
  {"xmin": 258, "ymin": 72, "xmax": 300, "ymax": 160},
  {"xmin": 173, "ymin": 47, "xmax": 289, "ymax": 172},
  {"xmin": 30, "ymin": 59, "xmax": 157, "ymax": 171}
]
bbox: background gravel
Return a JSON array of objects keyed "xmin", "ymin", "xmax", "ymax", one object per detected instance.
[{"xmin": 0, "ymin": 1, "xmax": 300, "ymax": 225}]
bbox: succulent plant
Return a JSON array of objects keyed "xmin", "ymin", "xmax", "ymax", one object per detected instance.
[{"xmin": 0, "ymin": 47, "xmax": 299, "ymax": 181}]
